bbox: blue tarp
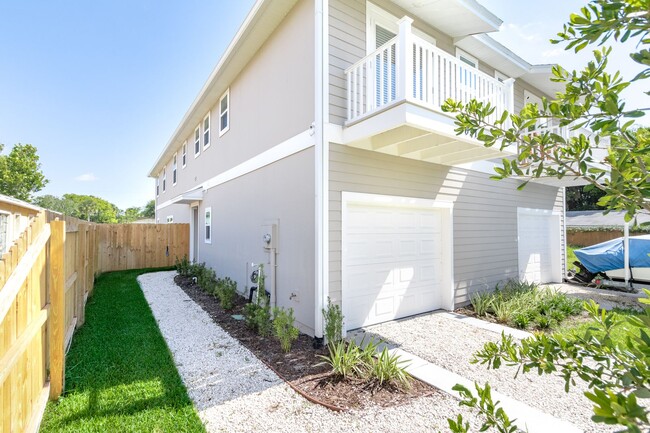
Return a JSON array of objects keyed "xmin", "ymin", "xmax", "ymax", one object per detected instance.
[{"xmin": 575, "ymin": 235, "xmax": 650, "ymax": 274}]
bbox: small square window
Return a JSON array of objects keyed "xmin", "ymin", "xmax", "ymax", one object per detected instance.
[
  {"xmin": 219, "ymin": 90, "xmax": 229, "ymax": 136},
  {"xmin": 166, "ymin": 215, "xmax": 174, "ymax": 223}
]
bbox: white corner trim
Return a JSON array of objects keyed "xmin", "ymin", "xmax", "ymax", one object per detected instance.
[{"xmin": 156, "ymin": 128, "xmax": 315, "ymax": 212}]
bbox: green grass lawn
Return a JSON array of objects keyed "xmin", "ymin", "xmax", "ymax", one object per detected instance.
[
  {"xmin": 40, "ymin": 269, "xmax": 205, "ymax": 433},
  {"xmin": 553, "ymin": 307, "xmax": 644, "ymax": 346}
]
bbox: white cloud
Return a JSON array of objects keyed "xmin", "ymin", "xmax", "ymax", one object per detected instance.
[
  {"xmin": 541, "ymin": 48, "xmax": 563, "ymax": 58},
  {"xmin": 74, "ymin": 173, "xmax": 97, "ymax": 182}
]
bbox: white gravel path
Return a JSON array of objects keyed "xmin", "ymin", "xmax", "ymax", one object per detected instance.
[
  {"xmin": 137, "ymin": 271, "xmax": 484, "ymax": 433},
  {"xmin": 550, "ymin": 283, "xmax": 645, "ymax": 311},
  {"xmin": 361, "ymin": 311, "xmax": 617, "ymax": 433}
]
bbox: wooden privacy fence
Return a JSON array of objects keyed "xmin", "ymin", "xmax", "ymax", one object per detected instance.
[
  {"xmin": 567, "ymin": 229, "xmax": 649, "ymax": 247},
  {"xmin": 0, "ymin": 208, "xmax": 189, "ymax": 433}
]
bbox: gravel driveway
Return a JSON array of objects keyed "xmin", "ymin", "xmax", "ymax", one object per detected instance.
[
  {"xmin": 361, "ymin": 311, "xmax": 616, "ymax": 433},
  {"xmin": 137, "ymin": 271, "xmax": 484, "ymax": 433}
]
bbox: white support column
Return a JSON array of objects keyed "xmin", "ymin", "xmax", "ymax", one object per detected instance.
[
  {"xmin": 503, "ymin": 78, "xmax": 516, "ymax": 114},
  {"xmin": 397, "ymin": 17, "xmax": 414, "ymax": 101}
]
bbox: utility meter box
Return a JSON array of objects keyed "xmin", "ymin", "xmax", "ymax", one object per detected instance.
[{"xmin": 261, "ymin": 222, "xmax": 278, "ymax": 250}]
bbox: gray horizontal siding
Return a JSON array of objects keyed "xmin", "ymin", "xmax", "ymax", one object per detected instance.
[{"xmin": 328, "ymin": 143, "xmax": 565, "ymax": 306}]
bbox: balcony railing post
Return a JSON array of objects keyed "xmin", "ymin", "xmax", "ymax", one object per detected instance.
[{"xmin": 397, "ymin": 17, "xmax": 414, "ymax": 101}]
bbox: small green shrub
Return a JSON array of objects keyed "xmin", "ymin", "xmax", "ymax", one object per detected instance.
[
  {"xmin": 470, "ymin": 291, "xmax": 493, "ymax": 317},
  {"xmin": 492, "ymin": 299, "xmax": 516, "ymax": 324},
  {"xmin": 535, "ymin": 314, "xmax": 552, "ymax": 329},
  {"xmin": 216, "ymin": 277, "xmax": 237, "ymax": 310},
  {"xmin": 187, "ymin": 262, "xmax": 205, "ymax": 279},
  {"xmin": 323, "ymin": 297, "xmax": 344, "ymax": 346},
  {"xmin": 243, "ymin": 302, "xmax": 260, "ymax": 330},
  {"xmin": 197, "ymin": 267, "xmax": 217, "ymax": 295},
  {"xmin": 175, "ymin": 255, "xmax": 190, "ymax": 276},
  {"xmin": 369, "ymin": 347, "xmax": 412, "ymax": 390},
  {"xmin": 511, "ymin": 312, "xmax": 531, "ymax": 329},
  {"xmin": 272, "ymin": 307, "xmax": 299, "ymax": 353},
  {"xmin": 255, "ymin": 293, "xmax": 272, "ymax": 337},
  {"xmin": 318, "ymin": 340, "xmax": 365, "ymax": 379}
]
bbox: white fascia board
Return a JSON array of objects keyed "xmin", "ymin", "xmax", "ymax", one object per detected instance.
[
  {"xmin": 0, "ymin": 194, "xmax": 42, "ymax": 212},
  {"xmin": 457, "ymin": 0, "xmax": 502, "ymax": 31},
  {"xmin": 455, "ymin": 34, "xmax": 531, "ymax": 76}
]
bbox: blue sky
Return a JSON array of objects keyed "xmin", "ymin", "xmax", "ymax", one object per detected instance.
[{"xmin": 0, "ymin": 1, "xmax": 645, "ymax": 210}]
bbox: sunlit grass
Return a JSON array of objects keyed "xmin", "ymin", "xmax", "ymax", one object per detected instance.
[{"xmin": 40, "ymin": 268, "xmax": 205, "ymax": 433}]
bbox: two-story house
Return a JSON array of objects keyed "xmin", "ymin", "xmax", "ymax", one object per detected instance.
[{"xmin": 150, "ymin": 0, "xmax": 578, "ymax": 339}]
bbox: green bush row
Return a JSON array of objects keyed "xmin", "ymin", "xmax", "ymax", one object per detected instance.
[{"xmin": 470, "ymin": 280, "xmax": 583, "ymax": 330}]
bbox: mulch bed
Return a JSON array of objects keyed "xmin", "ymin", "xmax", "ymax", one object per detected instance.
[{"xmin": 174, "ymin": 274, "xmax": 437, "ymax": 410}]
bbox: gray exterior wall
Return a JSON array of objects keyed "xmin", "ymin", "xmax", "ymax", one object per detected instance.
[
  {"xmin": 197, "ymin": 147, "xmax": 316, "ymax": 334},
  {"xmin": 156, "ymin": 0, "xmax": 315, "ymax": 207},
  {"xmin": 157, "ymin": 203, "xmax": 191, "ymax": 224},
  {"xmin": 154, "ymin": 0, "xmax": 317, "ymax": 333},
  {"xmin": 328, "ymin": 143, "xmax": 565, "ymax": 306}
]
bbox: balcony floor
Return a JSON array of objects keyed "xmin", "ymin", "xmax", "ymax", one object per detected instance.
[{"xmin": 341, "ymin": 100, "xmax": 511, "ymax": 166}]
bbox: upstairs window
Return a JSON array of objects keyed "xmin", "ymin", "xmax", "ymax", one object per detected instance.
[
  {"xmin": 204, "ymin": 207, "xmax": 212, "ymax": 243},
  {"xmin": 495, "ymin": 71, "xmax": 509, "ymax": 83},
  {"xmin": 162, "ymin": 167, "xmax": 166, "ymax": 193},
  {"xmin": 203, "ymin": 113, "xmax": 210, "ymax": 148},
  {"xmin": 194, "ymin": 126, "xmax": 200, "ymax": 157},
  {"xmin": 456, "ymin": 48, "xmax": 478, "ymax": 69},
  {"xmin": 172, "ymin": 153, "xmax": 177, "ymax": 185},
  {"xmin": 182, "ymin": 142, "xmax": 187, "ymax": 168},
  {"xmin": 219, "ymin": 90, "xmax": 229, "ymax": 136},
  {"xmin": 156, "ymin": 178, "xmax": 159, "ymax": 196}
]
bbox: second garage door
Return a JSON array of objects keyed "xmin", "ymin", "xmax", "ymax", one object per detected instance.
[
  {"xmin": 517, "ymin": 208, "xmax": 562, "ymax": 284},
  {"xmin": 342, "ymin": 194, "xmax": 452, "ymax": 330}
]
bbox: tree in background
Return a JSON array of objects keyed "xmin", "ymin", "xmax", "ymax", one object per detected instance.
[
  {"xmin": 141, "ymin": 200, "xmax": 155, "ymax": 219},
  {"xmin": 442, "ymin": 1, "xmax": 650, "ymax": 431},
  {"xmin": 35, "ymin": 193, "xmax": 154, "ymax": 224},
  {"xmin": 0, "ymin": 143, "xmax": 48, "ymax": 202},
  {"xmin": 566, "ymin": 185, "xmax": 607, "ymax": 211},
  {"xmin": 120, "ymin": 207, "xmax": 142, "ymax": 223}
]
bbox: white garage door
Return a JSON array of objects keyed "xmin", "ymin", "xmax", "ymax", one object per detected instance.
[
  {"xmin": 342, "ymin": 194, "xmax": 451, "ymax": 330},
  {"xmin": 517, "ymin": 208, "xmax": 561, "ymax": 284}
]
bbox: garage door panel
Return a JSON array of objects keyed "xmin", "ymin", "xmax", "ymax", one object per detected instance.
[
  {"xmin": 517, "ymin": 210, "xmax": 561, "ymax": 284},
  {"xmin": 344, "ymin": 200, "xmax": 449, "ymax": 329}
]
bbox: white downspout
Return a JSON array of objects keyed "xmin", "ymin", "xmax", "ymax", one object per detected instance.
[{"xmin": 314, "ymin": 0, "xmax": 329, "ymax": 340}]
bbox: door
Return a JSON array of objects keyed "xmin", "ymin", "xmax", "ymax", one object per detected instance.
[
  {"xmin": 342, "ymin": 194, "xmax": 452, "ymax": 330},
  {"xmin": 517, "ymin": 208, "xmax": 562, "ymax": 283}
]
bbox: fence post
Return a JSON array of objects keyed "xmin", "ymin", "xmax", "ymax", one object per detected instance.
[
  {"xmin": 49, "ymin": 220, "xmax": 65, "ymax": 399},
  {"xmin": 76, "ymin": 224, "xmax": 87, "ymax": 328}
]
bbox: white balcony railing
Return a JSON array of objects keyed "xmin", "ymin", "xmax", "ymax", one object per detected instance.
[{"xmin": 345, "ymin": 17, "xmax": 514, "ymax": 124}]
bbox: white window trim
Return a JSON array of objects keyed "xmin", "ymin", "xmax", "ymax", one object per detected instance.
[
  {"xmin": 182, "ymin": 141, "xmax": 187, "ymax": 168},
  {"xmin": 166, "ymin": 215, "xmax": 174, "ymax": 223},
  {"xmin": 219, "ymin": 89, "xmax": 230, "ymax": 136},
  {"xmin": 194, "ymin": 125, "xmax": 201, "ymax": 158},
  {"xmin": 0, "ymin": 211, "xmax": 11, "ymax": 255},
  {"xmin": 456, "ymin": 48, "xmax": 478, "ymax": 69},
  {"xmin": 156, "ymin": 177, "xmax": 160, "ymax": 197},
  {"xmin": 204, "ymin": 207, "xmax": 212, "ymax": 244},
  {"xmin": 162, "ymin": 167, "xmax": 166, "ymax": 193},
  {"xmin": 203, "ymin": 112, "xmax": 211, "ymax": 149},
  {"xmin": 366, "ymin": 2, "xmax": 435, "ymax": 54},
  {"xmin": 172, "ymin": 153, "xmax": 177, "ymax": 186},
  {"xmin": 495, "ymin": 70, "xmax": 509, "ymax": 83}
]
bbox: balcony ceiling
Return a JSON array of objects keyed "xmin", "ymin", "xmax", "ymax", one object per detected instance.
[{"xmin": 391, "ymin": 0, "xmax": 502, "ymax": 37}]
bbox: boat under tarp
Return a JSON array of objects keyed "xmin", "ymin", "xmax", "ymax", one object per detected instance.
[{"xmin": 575, "ymin": 235, "xmax": 650, "ymax": 282}]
